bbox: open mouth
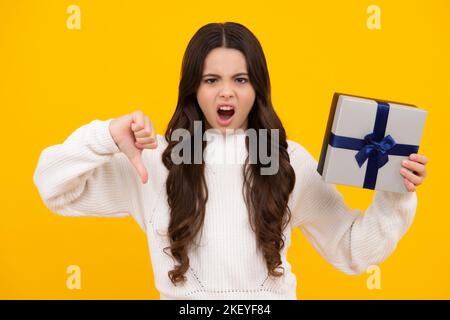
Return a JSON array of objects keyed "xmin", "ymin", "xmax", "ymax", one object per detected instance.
[{"xmin": 217, "ymin": 105, "xmax": 235, "ymax": 122}]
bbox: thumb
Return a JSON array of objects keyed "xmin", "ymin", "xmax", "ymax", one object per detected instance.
[{"xmin": 129, "ymin": 152, "xmax": 149, "ymax": 184}]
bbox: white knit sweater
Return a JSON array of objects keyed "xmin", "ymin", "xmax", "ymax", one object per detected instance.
[{"xmin": 33, "ymin": 119, "xmax": 418, "ymax": 300}]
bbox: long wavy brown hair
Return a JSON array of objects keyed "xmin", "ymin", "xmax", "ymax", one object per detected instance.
[{"xmin": 161, "ymin": 22, "xmax": 296, "ymax": 286}]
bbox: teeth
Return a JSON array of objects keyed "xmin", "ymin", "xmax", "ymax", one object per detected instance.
[{"xmin": 219, "ymin": 105, "xmax": 234, "ymax": 111}]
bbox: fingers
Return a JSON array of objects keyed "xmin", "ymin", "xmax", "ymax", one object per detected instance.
[
  {"xmin": 402, "ymin": 159, "xmax": 427, "ymax": 178},
  {"xmin": 409, "ymin": 153, "xmax": 428, "ymax": 165},
  {"xmin": 131, "ymin": 111, "xmax": 158, "ymax": 149},
  {"xmin": 134, "ymin": 118, "xmax": 155, "ymax": 140},
  {"xmin": 135, "ymin": 132, "xmax": 158, "ymax": 149},
  {"xmin": 400, "ymin": 153, "xmax": 429, "ymax": 192},
  {"xmin": 403, "ymin": 177, "xmax": 416, "ymax": 192},
  {"xmin": 129, "ymin": 152, "xmax": 149, "ymax": 184},
  {"xmin": 400, "ymin": 167, "xmax": 423, "ymax": 186},
  {"xmin": 131, "ymin": 121, "xmax": 148, "ymax": 135},
  {"xmin": 131, "ymin": 110, "xmax": 146, "ymax": 131},
  {"xmin": 135, "ymin": 136, "xmax": 155, "ymax": 144},
  {"xmin": 144, "ymin": 116, "xmax": 156, "ymax": 141},
  {"xmin": 129, "ymin": 111, "xmax": 156, "ymax": 183},
  {"xmin": 135, "ymin": 141, "xmax": 158, "ymax": 149}
]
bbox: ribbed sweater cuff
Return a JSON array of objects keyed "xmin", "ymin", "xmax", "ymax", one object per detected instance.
[
  {"xmin": 91, "ymin": 118, "xmax": 121, "ymax": 155},
  {"xmin": 377, "ymin": 190, "xmax": 417, "ymax": 212}
]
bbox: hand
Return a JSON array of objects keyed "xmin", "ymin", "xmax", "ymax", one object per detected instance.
[
  {"xmin": 109, "ymin": 110, "xmax": 158, "ymax": 184},
  {"xmin": 400, "ymin": 153, "xmax": 428, "ymax": 192}
]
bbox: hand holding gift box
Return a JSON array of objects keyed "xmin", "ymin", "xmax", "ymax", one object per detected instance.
[{"xmin": 317, "ymin": 93, "xmax": 428, "ymax": 193}]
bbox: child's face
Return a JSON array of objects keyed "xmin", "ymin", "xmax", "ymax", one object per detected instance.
[{"xmin": 196, "ymin": 47, "xmax": 256, "ymax": 133}]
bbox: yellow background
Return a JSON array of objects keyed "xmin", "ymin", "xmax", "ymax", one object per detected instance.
[{"xmin": 1, "ymin": 0, "xmax": 448, "ymax": 299}]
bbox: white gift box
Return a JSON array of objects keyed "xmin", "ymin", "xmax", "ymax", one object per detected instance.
[{"xmin": 317, "ymin": 93, "xmax": 427, "ymax": 193}]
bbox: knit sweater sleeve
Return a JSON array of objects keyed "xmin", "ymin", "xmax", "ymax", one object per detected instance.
[
  {"xmin": 33, "ymin": 119, "xmax": 149, "ymax": 230},
  {"xmin": 288, "ymin": 141, "xmax": 418, "ymax": 275}
]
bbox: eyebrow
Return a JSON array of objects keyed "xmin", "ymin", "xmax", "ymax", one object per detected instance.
[{"xmin": 202, "ymin": 72, "xmax": 249, "ymax": 78}]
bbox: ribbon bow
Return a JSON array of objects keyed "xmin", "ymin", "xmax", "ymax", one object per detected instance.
[{"xmin": 355, "ymin": 133, "xmax": 397, "ymax": 168}]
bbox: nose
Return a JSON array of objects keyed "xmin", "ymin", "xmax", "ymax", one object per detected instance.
[{"xmin": 219, "ymin": 82, "xmax": 234, "ymax": 99}]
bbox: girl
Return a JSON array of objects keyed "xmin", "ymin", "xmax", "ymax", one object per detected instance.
[{"xmin": 33, "ymin": 22, "xmax": 428, "ymax": 299}]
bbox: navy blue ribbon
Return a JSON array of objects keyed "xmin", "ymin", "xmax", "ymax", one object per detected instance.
[{"xmin": 328, "ymin": 101, "xmax": 419, "ymax": 189}]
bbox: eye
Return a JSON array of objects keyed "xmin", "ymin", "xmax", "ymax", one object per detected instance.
[
  {"xmin": 236, "ymin": 78, "xmax": 249, "ymax": 84},
  {"xmin": 204, "ymin": 78, "xmax": 216, "ymax": 84}
]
